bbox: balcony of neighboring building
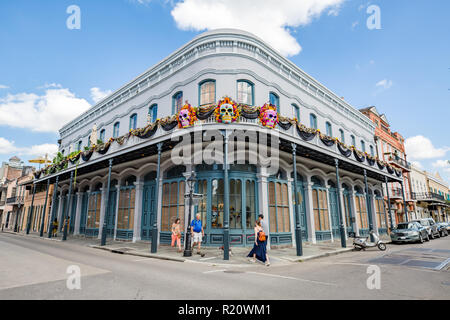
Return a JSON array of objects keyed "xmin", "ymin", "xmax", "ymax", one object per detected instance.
[
  {"xmin": 412, "ymin": 192, "xmax": 446, "ymax": 203},
  {"xmin": 384, "ymin": 152, "xmax": 411, "ymax": 172},
  {"xmin": 6, "ymin": 196, "xmax": 24, "ymax": 206}
]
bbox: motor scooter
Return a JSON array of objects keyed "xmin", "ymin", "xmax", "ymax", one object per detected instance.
[{"xmin": 348, "ymin": 230, "xmax": 387, "ymax": 251}]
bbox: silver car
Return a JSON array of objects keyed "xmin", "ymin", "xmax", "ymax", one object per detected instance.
[
  {"xmin": 391, "ymin": 222, "xmax": 429, "ymax": 243},
  {"xmin": 411, "ymin": 218, "xmax": 440, "ymax": 239}
]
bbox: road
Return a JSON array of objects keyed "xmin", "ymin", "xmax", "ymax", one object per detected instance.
[{"xmin": 0, "ymin": 232, "xmax": 449, "ymax": 300}]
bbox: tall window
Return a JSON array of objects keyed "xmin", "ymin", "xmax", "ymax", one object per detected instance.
[
  {"xmin": 292, "ymin": 104, "xmax": 300, "ymax": 120},
  {"xmin": 268, "ymin": 181, "xmax": 290, "ymax": 233},
  {"xmin": 370, "ymin": 145, "xmax": 375, "ymax": 157},
  {"xmin": 229, "ymin": 179, "xmax": 242, "ymax": 229},
  {"xmin": 211, "ymin": 179, "xmax": 224, "ymax": 229},
  {"xmin": 199, "ymin": 80, "xmax": 215, "ymax": 106},
  {"xmin": 118, "ymin": 181, "xmax": 136, "ymax": 231},
  {"xmin": 310, "ymin": 113, "xmax": 317, "ymax": 129},
  {"xmin": 237, "ymin": 80, "xmax": 253, "ymax": 105},
  {"xmin": 99, "ymin": 129, "xmax": 105, "ymax": 143},
  {"xmin": 77, "ymin": 141, "xmax": 82, "ymax": 151},
  {"xmin": 326, "ymin": 122, "xmax": 332, "ymax": 137},
  {"xmin": 339, "ymin": 129, "xmax": 345, "ymax": 143},
  {"xmin": 87, "ymin": 136, "xmax": 91, "ymax": 148},
  {"xmin": 269, "ymin": 92, "xmax": 280, "ymax": 112},
  {"xmin": 355, "ymin": 192, "xmax": 368, "ymax": 229},
  {"xmin": 87, "ymin": 192, "xmax": 101, "ymax": 229},
  {"xmin": 129, "ymin": 113, "xmax": 137, "ymax": 131},
  {"xmin": 361, "ymin": 140, "xmax": 366, "ymax": 152},
  {"xmin": 113, "ymin": 122, "xmax": 120, "ymax": 138},
  {"xmin": 351, "ymin": 135, "xmax": 356, "ymax": 147},
  {"xmin": 311, "ymin": 178, "xmax": 330, "ymax": 231},
  {"xmin": 161, "ymin": 180, "xmax": 185, "ymax": 231},
  {"xmin": 148, "ymin": 104, "xmax": 158, "ymax": 123},
  {"xmin": 375, "ymin": 196, "xmax": 386, "ymax": 229},
  {"xmin": 172, "ymin": 91, "xmax": 183, "ymax": 114}
]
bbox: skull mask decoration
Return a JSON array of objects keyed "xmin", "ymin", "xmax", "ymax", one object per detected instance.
[
  {"xmin": 177, "ymin": 102, "xmax": 197, "ymax": 129},
  {"xmin": 259, "ymin": 103, "xmax": 278, "ymax": 129},
  {"xmin": 215, "ymin": 97, "xmax": 239, "ymax": 123}
]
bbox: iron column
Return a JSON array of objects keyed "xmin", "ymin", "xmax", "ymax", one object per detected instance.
[
  {"xmin": 26, "ymin": 184, "xmax": 36, "ymax": 235},
  {"xmin": 151, "ymin": 142, "xmax": 162, "ymax": 253},
  {"xmin": 101, "ymin": 159, "xmax": 113, "ymax": 246},
  {"xmin": 384, "ymin": 176, "xmax": 394, "ymax": 230},
  {"xmin": 183, "ymin": 171, "xmax": 196, "ymax": 257},
  {"xmin": 291, "ymin": 143, "xmax": 303, "ymax": 256},
  {"xmin": 62, "ymin": 171, "xmax": 74, "ymax": 241},
  {"xmin": 39, "ymin": 179, "xmax": 50, "ymax": 237},
  {"xmin": 363, "ymin": 169, "xmax": 375, "ymax": 241},
  {"xmin": 335, "ymin": 159, "xmax": 347, "ymax": 248},
  {"xmin": 48, "ymin": 176, "xmax": 59, "ymax": 238},
  {"xmin": 222, "ymin": 130, "xmax": 230, "ymax": 260},
  {"xmin": 400, "ymin": 179, "xmax": 409, "ymax": 222}
]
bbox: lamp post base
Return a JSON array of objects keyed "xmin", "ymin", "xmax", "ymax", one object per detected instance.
[{"xmin": 183, "ymin": 232, "xmax": 192, "ymax": 257}]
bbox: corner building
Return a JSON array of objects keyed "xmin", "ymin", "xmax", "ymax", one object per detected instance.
[{"xmin": 33, "ymin": 29, "xmax": 402, "ymax": 248}]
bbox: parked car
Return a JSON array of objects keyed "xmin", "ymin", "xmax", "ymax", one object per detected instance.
[
  {"xmin": 390, "ymin": 222, "xmax": 429, "ymax": 244},
  {"xmin": 411, "ymin": 218, "xmax": 440, "ymax": 239},
  {"xmin": 435, "ymin": 222, "xmax": 449, "ymax": 237}
]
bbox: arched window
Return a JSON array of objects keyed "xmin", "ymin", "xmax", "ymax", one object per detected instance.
[
  {"xmin": 172, "ymin": 91, "xmax": 183, "ymax": 114},
  {"xmin": 199, "ymin": 80, "xmax": 215, "ymax": 106},
  {"xmin": 311, "ymin": 177, "xmax": 330, "ymax": 237},
  {"xmin": 292, "ymin": 104, "xmax": 300, "ymax": 120},
  {"xmin": 351, "ymin": 135, "xmax": 356, "ymax": 147},
  {"xmin": 370, "ymin": 145, "xmax": 375, "ymax": 157},
  {"xmin": 326, "ymin": 122, "xmax": 332, "ymax": 137},
  {"xmin": 339, "ymin": 129, "xmax": 345, "ymax": 143},
  {"xmin": 99, "ymin": 129, "xmax": 105, "ymax": 143},
  {"xmin": 117, "ymin": 176, "xmax": 136, "ymax": 239},
  {"xmin": 129, "ymin": 113, "xmax": 137, "ymax": 130},
  {"xmin": 310, "ymin": 113, "xmax": 317, "ymax": 129},
  {"xmin": 148, "ymin": 104, "xmax": 158, "ymax": 123},
  {"xmin": 237, "ymin": 80, "xmax": 254, "ymax": 105},
  {"xmin": 113, "ymin": 122, "xmax": 120, "ymax": 138},
  {"xmin": 269, "ymin": 92, "xmax": 280, "ymax": 112},
  {"xmin": 361, "ymin": 140, "xmax": 366, "ymax": 153}
]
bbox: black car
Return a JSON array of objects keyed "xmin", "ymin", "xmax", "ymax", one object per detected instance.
[{"xmin": 435, "ymin": 222, "xmax": 449, "ymax": 237}]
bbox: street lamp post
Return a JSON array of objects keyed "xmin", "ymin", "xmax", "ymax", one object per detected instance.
[{"xmin": 183, "ymin": 171, "xmax": 196, "ymax": 257}]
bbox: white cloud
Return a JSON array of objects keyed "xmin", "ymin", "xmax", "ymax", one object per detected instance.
[
  {"xmin": 170, "ymin": 0, "xmax": 345, "ymax": 57},
  {"xmin": 0, "ymin": 85, "xmax": 9, "ymax": 89},
  {"xmin": 0, "ymin": 137, "xmax": 58, "ymax": 159},
  {"xmin": 432, "ymin": 160, "xmax": 450, "ymax": 174},
  {"xmin": 405, "ymin": 136, "xmax": 449, "ymax": 160},
  {"xmin": 375, "ymin": 79, "xmax": 393, "ymax": 89},
  {"xmin": 351, "ymin": 21, "xmax": 359, "ymax": 30},
  {"xmin": 411, "ymin": 160, "xmax": 423, "ymax": 169},
  {"xmin": 90, "ymin": 87, "xmax": 112, "ymax": 104},
  {"xmin": 0, "ymin": 85, "xmax": 91, "ymax": 133}
]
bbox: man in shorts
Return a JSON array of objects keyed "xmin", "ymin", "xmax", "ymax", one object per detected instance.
[{"xmin": 190, "ymin": 213, "xmax": 205, "ymax": 257}]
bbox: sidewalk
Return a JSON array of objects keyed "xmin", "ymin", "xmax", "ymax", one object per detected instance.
[{"xmin": 2, "ymin": 229, "xmax": 367, "ymax": 267}]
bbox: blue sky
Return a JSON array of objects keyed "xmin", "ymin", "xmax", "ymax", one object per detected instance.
[{"xmin": 0, "ymin": 0, "xmax": 449, "ymax": 183}]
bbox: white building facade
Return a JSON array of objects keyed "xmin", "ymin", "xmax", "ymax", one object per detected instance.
[{"xmin": 33, "ymin": 30, "xmax": 402, "ymax": 249}]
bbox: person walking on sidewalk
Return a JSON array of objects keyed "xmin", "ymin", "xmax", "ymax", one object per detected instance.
[
  {"xmin": 247, "ymin": 220, "xmax": 270, "ymax": 266},
  {"xmin": 258, "ymin": 214, "xmax": 269, "ymax": 248},
  {"xmin": 171, "ymin": 218, "xmax": 182, "ymax": 252},
  {"xmin": 190, "ymin": 213, "xmax": 205, "ymax": 257}
]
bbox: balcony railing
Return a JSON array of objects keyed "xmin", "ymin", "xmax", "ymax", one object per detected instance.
[
  {"xmin": 5, "ymin": 196, "xmax": 24, "ymax": 205},
  {"xmin": 390, "ymin": 188, "xmax": 403, "ymax": 198},
  {"xmin": 385, "ymin": 153, "xmax": 411, "ymax": 171},
  {"xmin": 412, "ymin": 192, "xmax": 445, "ymax": 202},
  {"xmin": 0, "ymin": 200, "xmax": 5, "ymax": 206}
]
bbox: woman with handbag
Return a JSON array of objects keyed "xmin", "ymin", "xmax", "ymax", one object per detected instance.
[
  {"xmin": 247, "ymin": 220, "xmax": 270, "ymax": 266},
  {"xmin": 171, "ymin": 218, "xmax": 182, "ymax": 252}
]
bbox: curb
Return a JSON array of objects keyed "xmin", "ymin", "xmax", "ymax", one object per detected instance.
[
  {"xmin": 89, "ymin": 245, "xmax": 186, "ymax": 263},
  {"xmin": 285, "ymin": 248, "xmax": 354, "ymax": 262}
]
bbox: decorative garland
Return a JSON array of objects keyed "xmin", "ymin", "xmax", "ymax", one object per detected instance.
[{"xmin": 37, "ymin": 97, "xmax": 397, "ymax": 179}]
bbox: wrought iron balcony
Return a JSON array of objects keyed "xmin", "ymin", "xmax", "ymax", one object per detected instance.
[
  {"xmin": 412, "ymin": 192, "xmax": 445, "ymax": 202},
  {"xmin": 385, "ymin": 153, "xmax": 411, "ymax": 171},
  {"xmin": 389, "ymin": 188, "xmax": 403, "ymax": 198},
  {"xmin": 6, "ymin": 196, "xmax": 23, "ymax": 205}
]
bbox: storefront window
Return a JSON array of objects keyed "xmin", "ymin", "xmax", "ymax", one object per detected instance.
[
  {"xmin": 87, "ymin": 192, "xmax": 101, "ymax": 229},
  {"xmin": 246, "ymin": 180, "xmax": 256, "ymax": 229},
  {"xmin": 312, "ymin": 189, "xmax": 330, "ymax": 231},
  {"xmin": 375, "ymin": 198, "xmax": 386, "ymax": 228},
  {"xmin": 356, "ymin": 195, "xmax": 368, "ymax": 229},
  {"xmin": 229, "ymin": 179, "xmax": 242, "ymax": 229},
  {"xmin": 197, "ymin": 180, "xmax": 208, "ymax": 230},
  {"xmin": 161, "ymin": 180, "xmax": 185, "ymax": 231},
  {"xmin": 118, "ymin": 187, "xmax": 135, "ymax": 230},
  {"xmin": 268, "ymin": 181, "xmax": 290, "ymax": 233},
  {"xmin": 211, "ymin": 179, "xmax": 224, "ymax": 228}
]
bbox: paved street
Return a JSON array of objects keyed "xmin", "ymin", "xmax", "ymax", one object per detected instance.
[{"xmin": 0, "ymin": 232, "xmax": 449, "ymax": 300}]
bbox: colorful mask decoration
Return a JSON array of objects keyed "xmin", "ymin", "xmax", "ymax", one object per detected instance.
[
  {"xmin": 215, "ymin": 97, "xmax": 239, "ymax": 123},
  {"xmin": 177, "ymin": 102, "xmax": 197, "ymax": 128},
  {"xmin": 259, "ymin": 103, "xmax": 278, "ymax": 128}
]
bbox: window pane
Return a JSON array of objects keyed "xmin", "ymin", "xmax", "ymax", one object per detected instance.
[
  {"xmin": 200, "ymin": 81, "xmax": 215, "ymax": 105},
  {"xmin": 237, "ymin": 81, "xmax": 253, "ymax": 105}
]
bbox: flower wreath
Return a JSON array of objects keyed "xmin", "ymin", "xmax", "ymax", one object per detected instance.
[
  {"xmin": 258, "ymin": 103, "xmax": 279, "ymax": 128},
  {"xmin": 177, "ymin": 102, "xmax": 197, "ymax": 128},
  {"xmin": 214, "ymin": 97, "xmax": 239, "ymax": 123}
]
